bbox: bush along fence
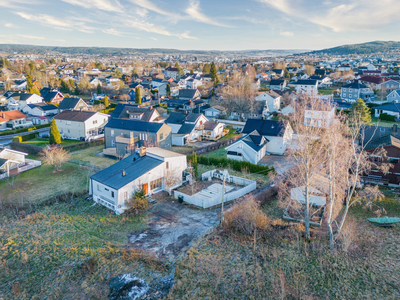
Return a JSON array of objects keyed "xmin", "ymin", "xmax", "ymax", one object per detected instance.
[
  {"xmin": 12, "ymin": 131, "xmax": 39, "ymax": 143},
  {"xmin": 0, "ymin": 123, "xmax": 50, "ymax": 137},
  {"xmin": 10, "ymin": 139, "xmax": 105, "ymax": 155},
  {"xmin": 379, "ymin": 113, "xmax": 396, "ymax": 122},
  {"xmin": 187, "ymin": 154, "xmax": 274, "ymax": 175}
]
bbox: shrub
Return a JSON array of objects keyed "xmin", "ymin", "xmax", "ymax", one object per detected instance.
[
  {"xmin": 224, "ymin": 198, "xmax": 270, "ymax": 235},
  {"xmin": 0, "ymin": 123, "xmax": 50, "ymax": 136},
  {"xmin": 10, "ymin": 142, "xmax": 42, "ymax": 154},
  {"xmin": 187, "ymin": 154, "xmax": 274, "ymax": 175},
  {"xmin": 62, "ymin": 139, "xmax": 104, "ymax": 152},
  {"xmin": 12, "ymin": 136, "xmax": 22, "ymax": 143},
  {"xmin": 125, "ymin": 190, "xmax": 149, "ymax": 215},
  {"xmin": 379, "ymin": 113, "xmax": 396, "ymax": 122}
]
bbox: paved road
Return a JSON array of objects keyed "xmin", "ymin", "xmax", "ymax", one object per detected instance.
[{"xmin": 0, "ymin": 127, "xmax": 49, "ymax": 141}]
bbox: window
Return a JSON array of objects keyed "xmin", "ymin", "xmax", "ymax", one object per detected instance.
[
  {"xmin": 68, "ymin": 129, "xmax": 70, "ymax": 133},
  {"xmin": 159, "ymin": 133, "xmax": 164, "ymax": 140},
  {"xmin": 124, "ymin": 191, "xmax": 128, "ymax": 201},
  {"xmin": 93, "ymin": 120, "xmax": 97, "ymax": 124},
  {"xmin": 111, "ymin": 191, "xmax": 114, "ymax": 198},
  {"xmin": 111, "ymin": 130, "xmax": 115, "ymax": 137},
  {"xmin": 97, "ymin": 184, "xmax": 100, "ymax": 191},
  {"xmin": 166, "ymin": 162, "xmax": 169, "ymax": 169},
  {"xmin": 105, "ymin": 188, "xmax": 109, "ymax": 191},
  {"xmin": 111, "ymin": 140, "xmax": 115, "ymax": 146},
  {"xmin": 150, "ymin": 178, "xmax": 162, "ymax": 190},
  {"xmin": 390, "ymin": 158, "xmax": 399, "ymax": 164},
  {"xmin": 66, "ymin": 121, "xmax": 71, "ymax": 125}
]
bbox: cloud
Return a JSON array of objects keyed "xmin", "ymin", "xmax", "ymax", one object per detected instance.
[
  {"xmin": 16, "ymin": 34, "xmax": 46, "ymax": 40},
  {"xmin": 0, "ymin": 0, "xmax": 34, "ymax": 9},
  {"xmin": 102, "ymin": 28, "xmax": 124, "ymax": 36},
  {"xmin": 61, "ymin": 0, "xmax": 123, "ymax": 13},
  {"xmin": 150, "ymin": 37, "xmax": 157, "ymax": 41},
  {"xmin": 185, "ymin": 0, "xmax": 231, "ymax": 27},
  {"xmin": 257, "ymin": 0, "xmax": 400, "ymax": 32},
  {"xmin": 280, "ymin": 31, "xmax": 294, "ymax": 37},
  {"xmin": 124, "ymin": 19, "xmax": 196, "ymax": 39},
  {"xmin": 130, "ymin": 0, "xmax": 177, "ymax": 17},
  {"xmin": 4, "ymin": 23, "xmax": 17, "ymax": 28},
  {"xmin": 16, "ymin": 12, "xmax": 95, "ymax": 33}
]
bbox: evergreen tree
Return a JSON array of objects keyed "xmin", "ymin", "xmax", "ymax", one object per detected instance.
[
  {"xmin": 60, "ymin": 80, "xmax": 69, "ymax": 93},
  {"xmin": 350, "ymin": 98, "xmax": 372, "ymax": 124},
  {"xmin": 29, "ymin": 61, "xmax": 35, "ymax": 74},
  {"xmin": 284, "ymin": 69, "xmax": 290, "ymax": 78},
  {"xmin": 4, "ymin": 58, "xmax": 9, "ymax": 68},
  {"xmin": 166, "ymin": 84, "xmax": 171, "ymax": 97},
  {"xmin": 202, "ymin": 63, "xmax": 210, "ymax": 74},
  {"xmin": 96, "ymin": 83, "xmax": 102, "ymax": 94},
  {"xmin": 49, "ymin": 119, "xmax": 62, "ymax": 145},
  {"xmin": 26, "ymin": 74, "xmax": 33, "ymax": 92},
  {"xmin": 210, "ymin": 62, "xmax": 218, "ymax": 81},
  {"xmin": 135, "ymin": 87, "xmax": 141, "ymax": 104},
  {"xmin": 104, "ymin": 95, "xmax": 109, "ymax": 107},
  {"xmin": 31, "ymin": 86, "xmax": 40, "ymax": 96}
]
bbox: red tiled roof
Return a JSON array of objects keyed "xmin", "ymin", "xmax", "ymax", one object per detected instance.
[{"xmin": 0, "ymin": 110, "xmax": 27, "ymax": 122}]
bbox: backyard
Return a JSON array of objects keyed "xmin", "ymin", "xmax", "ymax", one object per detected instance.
[
  {"xmin": 371, "ymin": 116, "xmax": 397, "ymax": 127},
  {"xmin": 21, "ymin": 137, "xmax": 82, "ymax": 148}
]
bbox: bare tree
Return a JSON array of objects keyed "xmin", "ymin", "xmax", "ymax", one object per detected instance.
[
  {"xmin": 304, "ymin": 65, "xmax": 315, "ymax": 76},
  {"xmin": 40, "ymin": 147, "xmax": 71, "ymax": 172},
  {"xmin": 164, "ymin": 169, "xmax": 181, "ymax": 195},
  {"xmin": 278, "ymin": 97, "xmax": 331, "ymax": 239}
]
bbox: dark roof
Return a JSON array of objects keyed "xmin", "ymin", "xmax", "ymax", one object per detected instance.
[
  {"xmin": 292, "ymin": 79, "xmax": 318, "ymax": 85},
  {"xmin": 112, "ymin": 104, "xmax": 157, "ymax": 121},
  {"xmin": 342, "ymin": 81, "xmax": 368, "ymax": 89},
  {"xmin": 0, "ymin": 158, "xmax": 8, "ymax": 168},
  {"xmin": 90, "ymin": 154, "xmax": 163, "ymax": 190},
  {"xmin": 9, "ymin": 92, "xmax": 35, "ymax": 101},
  {"xmin": 165, "ymin": 67, "xmax": 179, "ymax": 72},
  {"xmin": 203, "ymin": 121, "xmax": 219, "ymax": 130},
  {"xmin": 105, "ymin": 118, "xmax": 164, "ymax": 133},
  {"xmin": 54, "ymin": 110, "xmax": 97, "ymax": 122},
  {"xmin": 374, "ymin": 103, "xmax": 400, "ymax": 113},
  {"xmin": 43, "ymin": 91, "xmax": 63, "ymax": 102},
  {"xmin": 233, "ymin": 130, "xmax": 268, "ymax": 152},
  {"xmin": 269, "ymin": 79, "xmax": 286, "ymax": 86},
  {"xmin": 58, "ymin": 97, "xmax": 82, "ymax": 110},
  {"xmin": 167, "ymin": 99, "xmax": 190, "ymax": 105},
  {"xmin": 177, "ymin": 123, "xmax": 196, "ymax": 134},
  {"xmin": 242, "ymin": 119, "xmax": 288, "ymax": 137},
  {"xmin": 178, "ymin": 89, "xmax": 198, "ymax": 99},
  {"xmin": 365, "ymin": 135, "xmax": 400, "ymax": 151},
  {"xmin": 165, "ymin": 112, "xmax": 203, "ymax": 124},
  {"xmin": 360, "ymin": 124, "xmax": 400, "ymax": 145}
]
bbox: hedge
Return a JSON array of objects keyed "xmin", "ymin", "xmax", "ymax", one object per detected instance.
[
  {"xmin": 379, "ymin": 113, "xmax": 396, "ymax": 122},
  {"xmin": 187, "ymin": 154, "xmax": 274, "ymax": 175},
  {"xmin": 98, "ymin": 108, "xmax": 115, "ymax": 114},
  {"xmin": 12, "ymin": 131, "xmax": 38, "ymax": 142},
  {"xmin": 62, "ymin": 139, "xmax": 104, "ymax": 152},
  {"xmin": 0, "ymin": 123, "xmax": 50, "ymax": 136},
  {"xmin": 10, "ymin": 142, "xmax": 43, "ymax": 155}
]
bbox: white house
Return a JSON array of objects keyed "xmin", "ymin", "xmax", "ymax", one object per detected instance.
[
  {"xmin": 292, "ymin": 80, "xmax": 318, "ymax": 96},
  {"xmin": 304, "ymin": 107, "xmax": 335, "ymax": 128},
  {"xmin": 7, "ymin": 92, "xmax": 43, "ymax": 111},
  {"xmin": 164, "ymin": 67, "xmax": 180, "ymax": 80},
  {"xmin": 290, "ymin": 174, "xmax": 329, "ymax": 207},
  {"xmin": 54, "ymin": 110, "xmax": 110, "ymax": 141},
  {"xmin": 204, "ymin": 105, "xmax": 227, "ymax": 118},
  {"xmin": 374, "ymin": 103, "xmax": 400, "ymax": 119},
  {"xmin": 24, "ymin": 104, "xmax": 58, "ymax": 117},
  {"xmin": 255, "ymin": 91, "xmax": 281, "ymax": 113},
  {"xmin": 386, "ymin": 90, "xmax": 400, "ymax": 103},
  {"xmin": 0, "ymin": 110, "xmax": 31, "ymax": 130},
  {"xmin": 89, "ymin": 147, "xmax": 187, "ymax": 214},
  {"xmin": 226, "ymin": 119, "xmax": 293, "ymax": 163},
  {"xmin": 202, "ymin": 121, "xmax": 225, "ymax": 141}
]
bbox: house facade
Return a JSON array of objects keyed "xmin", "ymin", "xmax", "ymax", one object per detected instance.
[
  {"xmin": 255, "ymin": 91, "xmax": 281, "ymax": 113},
  {"xmin": 0, "ymin": 110, "xmax": 31, "ymax": 130},
  {"xmin": 54, "ymin": 110, "xmax": 110, "ymax": 141},
  {"xmin": 90, "ymin": 147, "xmax": 187, "ymax": 214},
  {"xmin": 292, "ymin": 80, "xmax": 318, "ymax": 96},
  {"xmin": 341, "ymin": 81, "xmax": 374, "ymax": 102}
]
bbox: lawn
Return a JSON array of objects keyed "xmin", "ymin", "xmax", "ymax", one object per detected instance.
[
  {"xmin": 220, "ymin": 128, "xmax": 241, "ymax": 141},
  {"xmin": 168, "ymin": 190, "xmax": 400, "ymax": 299},
  {"xmin": 0, "ymin": 199, "xmax": 158, "ymax": 299},
  {"xmin": 203, "ymin": 147, "xmax": 227, "ymax": 158},
  {"xmin": 371, "ymin": 116, "xmax": 397, "ymax": 128},
  {"xmin": 0, "ymin": 146, "xmax": 115, "ymax": 204},
  {"xmin": 318, "ymin": 89, "xmax": 335, "ymax": 95},
  {"xmin": 22, "ymin": 138, "xmax": 82, "ymax": 148},
  {"xmin": 172, "ymin": 145, "xmax": 194, "ymax": 155}
]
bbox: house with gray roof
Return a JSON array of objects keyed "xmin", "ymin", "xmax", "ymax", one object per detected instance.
[
  {"xmin": 104, "ymin": 118, "xmax": 172, "ymax": 157},
  {"xmin": 58, "ymin": 97, "xmax": 89, "ymax": 112},
  {"xmin": 111, "ymin": 104, "xmax": 161, "ymax": 122},
  {"xmin": 165, "ymin": 112, "xmax": 209, "ymax": 145},
  {"xmin": 90, "ymin": 147, "xmax": 187, "ymax": 214},
  {"xmin": 374, "ymin": 103, "xmax": 400, "ymax": 119},
  {"xmin": 225, "ymin": 119, "xmax": 293, "ymax": 163},
  {"xmin": 341, "ymin": 80, "xmax": 374, "ymax": 102}
]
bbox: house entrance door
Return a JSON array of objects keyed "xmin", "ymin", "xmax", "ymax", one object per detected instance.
[{"xmin": 142, "ymin": 183, "xmax": 149, "ymax": 195}]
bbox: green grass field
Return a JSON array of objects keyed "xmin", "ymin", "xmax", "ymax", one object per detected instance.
[
  {"xmin": 371, "ymin": 116, "xmax": 398, "ymax": 128},
  {"xmin": 22, "ymin": 138, "xmax": 82, "ymax": 148},
  {"xmin": 203, "ymin": 148, "xmax": 227, "ymax": 158}
]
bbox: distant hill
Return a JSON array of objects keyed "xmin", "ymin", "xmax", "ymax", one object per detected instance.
[
  {"xmin": 0, "ymin": 44, "xmax": 306, "ymax": 56},
  {"xmin": 308, "ymin": 41, "xmax": 400, "ymax": 55}
]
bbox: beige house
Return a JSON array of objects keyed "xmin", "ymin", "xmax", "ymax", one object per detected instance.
[{"xmin": 54, "ymin": 110, "xmax": 110, "ymax": 141}]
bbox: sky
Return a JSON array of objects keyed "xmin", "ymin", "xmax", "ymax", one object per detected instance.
[{"xmin": 1, "ymin": 0, "xmax": 400, "ymax": 51}]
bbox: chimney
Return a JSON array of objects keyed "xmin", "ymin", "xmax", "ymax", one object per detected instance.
[
  {"xmin": 139, "ymin": 147, "xmax": 146, "ymax": 157},
  {"xmin": 1, "ymin": 113, "xmax": 5, "ymax": 119},
  {"xmin": 122, "ymin": 170, "xmax": 126, "ymax": 177}
]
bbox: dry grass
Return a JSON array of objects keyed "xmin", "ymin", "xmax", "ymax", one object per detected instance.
[
  {"xmin": 0, "ymin": 198, "xmax": 166, "ymax": 300},
  {"xmin": 69, "ymin": 145, "xmax": 116, "ymax": 168},
  {"xmin": 168, "ymin": 192, "xmax": 400, "ymax": 299}
]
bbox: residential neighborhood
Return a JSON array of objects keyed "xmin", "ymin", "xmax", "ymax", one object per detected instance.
[{"xmin": 2, "ymin": 1, "xmax": 400, "ymax": 298}]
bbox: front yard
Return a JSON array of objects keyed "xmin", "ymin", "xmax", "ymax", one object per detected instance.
[
  {"xmin": 21, "ymin": 138, "xmax": 82, "ymax": 148},
  {"xmin": 371, "ymin": 116, "xmax": 397, "ymax": 128}
]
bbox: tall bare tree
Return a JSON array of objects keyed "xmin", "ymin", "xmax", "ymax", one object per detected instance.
[{"xmin": 40, "ymin": 148, "xmax": 71, "ymax": 173}]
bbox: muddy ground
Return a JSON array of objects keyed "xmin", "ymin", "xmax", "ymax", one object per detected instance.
[{"xmin": 128, "ymin": 198, "xmax": 221, "ymax": 259}]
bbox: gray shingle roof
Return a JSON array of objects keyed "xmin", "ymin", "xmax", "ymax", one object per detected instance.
[
  {"xmin": 177, "ymin": 123, "xmax": 195, "ymax": 134},
  {"xmin": 365, "ymin": 135, "xmax": 400, "ymax": 151},
  {"xmin": 91, "ymin": 154, "xmax": 163, "ymax": 190},
  {"xmin": 374, "ymin": 103, "xmax": 400, "ymax": 113},
  {"xmin": 105, "ymin": 118, "xmax": 164, "ymax": 132},
  {"xmin": 58, "ymin": 97, "xmax": 82, "ymax": 110},
  {"xmin": 54, "ymin": 110, "xmax": 97, "ymax": 122},
  {"xmin": 242, "ymin": 119, "xmax": 287, "ymax": 137}
]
